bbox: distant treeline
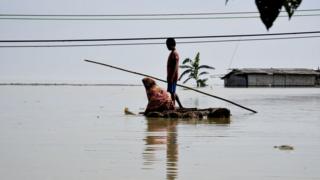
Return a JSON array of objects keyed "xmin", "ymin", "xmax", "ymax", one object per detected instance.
[{"xmin": 0, "ymin": 83, "xmax": 142, "ymax": 86}]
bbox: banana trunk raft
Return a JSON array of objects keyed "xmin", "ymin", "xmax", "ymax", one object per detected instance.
[{"xmin": 145, "ymin": 107, "xmax": 230, "ymax": 119}]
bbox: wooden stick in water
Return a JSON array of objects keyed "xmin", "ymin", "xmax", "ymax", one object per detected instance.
[{"xmin": 84, "ymin": 59, "xmax": 257, "ymax": 113}]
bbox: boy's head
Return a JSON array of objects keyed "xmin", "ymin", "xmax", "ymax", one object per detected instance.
[{"xmin": 166, "ymin": 38, "xmax": 176, "ymax": 51}]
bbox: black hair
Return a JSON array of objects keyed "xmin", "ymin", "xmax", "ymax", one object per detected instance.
[{"xmin": 166, "ymin": 38, "xmax": 176, "ymax": 47}]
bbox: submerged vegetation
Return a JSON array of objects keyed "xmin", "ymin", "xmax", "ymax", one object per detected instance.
[{"xmin": 179, "ymin": 52, "xmax": 215, "ymax": 87}]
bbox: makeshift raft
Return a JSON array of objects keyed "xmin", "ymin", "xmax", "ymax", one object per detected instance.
[{"xmin": 144, "ymin": 107, "xmax": 230, "ymax": 119}]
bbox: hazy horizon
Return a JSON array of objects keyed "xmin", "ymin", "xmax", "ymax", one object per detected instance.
[{"xmin": 1, "ymin": 0, "xmax": 319, "ymax": 85}]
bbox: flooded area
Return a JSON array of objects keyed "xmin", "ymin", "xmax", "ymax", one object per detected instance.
[{"xmin": 0, "ymin": 85, "xmax": 319, "ymax": 180}]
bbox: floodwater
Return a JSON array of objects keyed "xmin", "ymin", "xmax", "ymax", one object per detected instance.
[{"xmin": 0, "ymin": 85, "xmax": 319, "ymax": 180}]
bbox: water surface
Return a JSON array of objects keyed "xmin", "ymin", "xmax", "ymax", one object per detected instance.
[{"xmin": 0, "ymin": 85, "xmax": 319, "ymax": 180}]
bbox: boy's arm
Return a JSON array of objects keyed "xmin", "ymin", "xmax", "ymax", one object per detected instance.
[
  {"xmin": 167, "ymin": 53, "xmax": 179, "ymax": 83},
  {"xmin": 172, "ymin": 52, "xmax": 179, "ymax": 82}
]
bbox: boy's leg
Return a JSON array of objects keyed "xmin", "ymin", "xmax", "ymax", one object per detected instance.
[
  {"xmin": 168, "ymin": 83, "xmax": 176, "ymax": 106},
  {"xmin": 172, "ymin": 82, "xmax": 183, "ymax": 108},
  {"xmin": 175, "ymin": 94, "xmax": 184, "ymax": 109},
  {"xmin": 168, "ymin": 82, "xmax": 183, "ymax": 108},
  {"xmin": 170, "ymin": 92, "xmax": 176, "ymax": 106}
]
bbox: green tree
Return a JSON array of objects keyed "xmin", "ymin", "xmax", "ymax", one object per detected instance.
[
  {"xmin": 179, "ymin": 52, "xmax": 215, "ymax": 87},
  {"xmin": 226, "ymin": 0, "xmax": 302, "ymax": 29}
]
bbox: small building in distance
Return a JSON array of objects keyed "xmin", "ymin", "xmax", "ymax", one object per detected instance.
[
  {"xmin": 316, "ymin": 68, "xmax": 320, "ymax": 85},
  {"xmin": 222, "ymin": 68, "xmax": 320, "ymax": 87}
]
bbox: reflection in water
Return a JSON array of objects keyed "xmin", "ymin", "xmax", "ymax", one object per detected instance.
[
  {"xmin": 143, "ymin": 119, "xmax": 178, "ymax": 180},
  {"xmin": 143, "ymin": 117, "xmax": 230, "ymax": 180}
]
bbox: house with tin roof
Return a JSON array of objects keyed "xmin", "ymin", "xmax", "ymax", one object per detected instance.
[{"xmin": 221, "ymin": 68, "xmax": 320, "ymax": 87}]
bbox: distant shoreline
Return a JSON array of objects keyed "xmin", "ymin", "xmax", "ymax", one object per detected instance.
[{"xmin": 0, "ymin": 83, "xmax": 142, "ymax": 87}]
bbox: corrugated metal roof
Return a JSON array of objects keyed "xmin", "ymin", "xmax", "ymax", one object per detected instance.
[{"xmin": 222, "ymin": 68, "xmax": 320, "ymax": 79}]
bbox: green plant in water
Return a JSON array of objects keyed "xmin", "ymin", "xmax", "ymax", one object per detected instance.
[{"xmin": 179, "ymin": 52, "xmax": 215, "ymax": 87}]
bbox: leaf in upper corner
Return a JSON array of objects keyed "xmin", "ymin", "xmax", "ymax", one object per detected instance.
[
  {"xmin": 283, "ymin": 0, "xmax": 302, "ymax": 18},
  {"xmin": 255, "ymin": 0, "xmax": 284, "ymax": 30}
]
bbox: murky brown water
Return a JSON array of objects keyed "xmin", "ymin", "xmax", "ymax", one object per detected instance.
[{"xmin": 0, "ymin": 85, "xmax": 319, "ymax": 180}]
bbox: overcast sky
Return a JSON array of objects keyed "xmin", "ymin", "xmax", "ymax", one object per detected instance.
[{"xmin": 0, "ymin": 0, "xmax": 319, "ymax": 84}]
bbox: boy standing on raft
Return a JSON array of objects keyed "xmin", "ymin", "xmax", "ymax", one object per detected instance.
[{"xmin": 166, "ymin": 38, "xmax": 183, "ymax": 109}]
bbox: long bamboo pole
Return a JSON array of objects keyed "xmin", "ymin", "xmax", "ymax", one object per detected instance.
[{"xmin": 84, "ymin": 59, "xmax": 257, "ymax": 113}]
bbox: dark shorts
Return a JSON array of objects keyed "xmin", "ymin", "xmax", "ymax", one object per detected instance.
[{"xmin": 167, "ymin": 82, "xmax": 177, "ymax": 94}]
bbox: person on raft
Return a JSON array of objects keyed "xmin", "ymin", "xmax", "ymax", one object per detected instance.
[
  {"xmin": 166, "ymin": 38, "xmax": 183, "ymax": 109},
  {"xmin": 142, "ymin": 77, "xmax": 175, "ymax": 114}
]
